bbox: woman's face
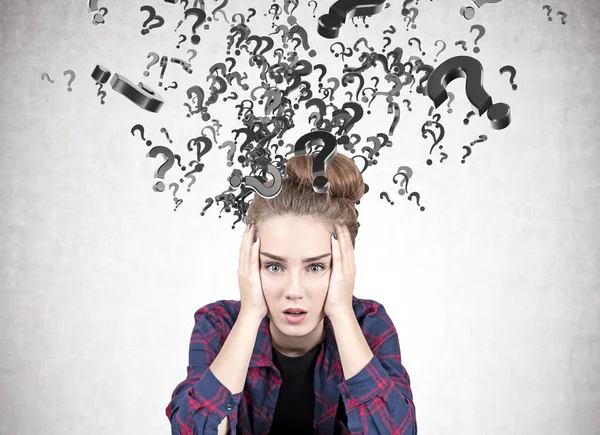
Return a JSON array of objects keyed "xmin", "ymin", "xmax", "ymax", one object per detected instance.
[{"xmin": 257, "ymin": 215, "xmax": 332, "ymax": 340}]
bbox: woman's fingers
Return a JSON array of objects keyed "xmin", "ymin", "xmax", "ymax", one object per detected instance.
[{"xmin": 239, "ymin": 221, "xmax": 253, "ymax": 273}]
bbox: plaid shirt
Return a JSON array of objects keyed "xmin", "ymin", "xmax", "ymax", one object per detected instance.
[{"xmin": 166, "ymin": 295, "xmax": 417, "ymax": 434}]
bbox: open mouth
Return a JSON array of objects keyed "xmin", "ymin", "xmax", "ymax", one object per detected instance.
[{"xmin": 283, "ymin": 310, "xmax": 307, "ymax": 323}]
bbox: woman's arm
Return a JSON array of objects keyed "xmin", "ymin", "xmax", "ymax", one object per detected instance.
[
  {"xmin": 330, "ymin": 304, "xmax": 417, "ymax": 435},
  {"xmin": 166, "ymin": 306, "xmax": 264, "ymax": 434},
  {"xmin": 209, "ymin": 309, "xmax": 264, "ymax": 395}
]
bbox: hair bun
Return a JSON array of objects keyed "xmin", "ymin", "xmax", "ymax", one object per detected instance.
[{"xmin": 284, "ymin": 152, "xmax": 365, "ymax": 203}]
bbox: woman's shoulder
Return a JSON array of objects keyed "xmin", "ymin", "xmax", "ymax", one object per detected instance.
[
  {"xmin": 350, "ymin": 295, "xmax": 394, "ymax": 323},
  {"xmin": 193, "ymin": 299, "xmax": 243, "ymax": 327}
]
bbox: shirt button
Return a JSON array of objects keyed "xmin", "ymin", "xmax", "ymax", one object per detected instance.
[
  {"xmin": 345, "ymin": 392, "xmax": 351, "ymax": 398},
  {"xmin": 226, "ymin": 404, "xmax": 233, "ymax": 411}
]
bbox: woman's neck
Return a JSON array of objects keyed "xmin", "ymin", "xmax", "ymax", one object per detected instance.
[{"xmin": 270, "ymin": 318, "xmax": 326, "ymax": 357}]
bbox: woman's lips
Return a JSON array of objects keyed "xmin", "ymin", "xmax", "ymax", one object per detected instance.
[{"xmin": 283, "ymin": 312, "xmax": 307, "ymax": 324}]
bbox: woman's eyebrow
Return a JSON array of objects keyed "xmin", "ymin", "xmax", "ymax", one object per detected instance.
[{"xmin": 260, "ymin": 252, "xmax": 331, "ymax": 263}]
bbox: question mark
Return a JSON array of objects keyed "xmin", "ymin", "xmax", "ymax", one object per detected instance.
[
  {"xmin": 96, "ymin": 83, "xmax": 107, "ymax": 104},
  {"xmin": 463, "ymin": 110, "xmax": 475, "ymax": 124},
  {"xmin": 146, "ymin": 145, "xmax": 176, "ymax": 192},
  {"xmin": 185, "ymin": 7, "xmax": 207, "ymax": 45},
  {"xmin": 317, "ymin": 0, "xmax": 387, "ymax": 39},
  {"xmin": 294, "ymin": 130, "xmax": 338, "ymax": 193},
  {"xmin": 556, "ymin": 11, "xmax": 567, "ymax": 24},
  {"xmin": 160, "ymin": 127, "xmax": 173, "ymax": 143},
  {"xmin": 382, "ymin": 37, "xmax": 392, "ymax": 51},
  {"xmin": 228, "ymin": 165, "xmax": 283, "ymax": 198},
  {"xmin": 187, "ymin": 49, "xmax": 198, "ymax": 62},
  {"xmin": 499, "ymin": 65, "xmax": 518, "ymax": 90},
  {"xmin": 41, "ymin": 73, "xmax": 54, "ymax": 83},
  {"xmin": 408, "ymin": 37, "xmax": 425, "ymax": 55},
  {"xmin": 185, "ymin": 174, "xmax": 197, "ymax": 192},
  {"xmin": 446, "ymin": 92, "xmax": 454, "ymax": 113},
  {"xmin": 542, "ymin": 5, "xmax": 552, "ymax": 21},
  {"xmin": 405, "ymin": 8, "xmax": 418, "ymax": 30},
  {"xmin": 433, "ymin": 39, "xmax": 446, "ymax": 62},
  {"xmin": 63, "ymin": 70, "xmax": 76, "ymax": 91},
  {"xmin": 131, "ymin": 124, "xmax": 152, "ymax": 146},
  {"xmin": 407, "ymin": 192, "xmax": 425, "ymax": 211},
  {"xmin": 427, "ymin": 55, "xmax": 511, "ymax": 130},
  {"xmin": 470, "ymin": 24, "xmax": 485, "ymax": 53},
  {"xmin": 92, "ymin": 7, "xmax": 108, "ymax": 25},
  {"xmin": 140, "ymin": 6, "xmax": 165, "ymax": 35},
  {"xmin": 461, "ymin": 145, "xmax": 472, "ymax": 163},
  {"xmin": 393, "ymin": 166, "xmax": 412, "ymax": 195},
  {"xmin": 144, "ymin": 52, "xmax": 160, "ymax": 77},
  {"xmin": 380, "ymin": 192, "xmax": 394, "ymax": 205},
  {"xmin": 309, "ymin": 0, "xmax": 318, "ymax": 17},
  {"xmin": 169, "ymin": 183, "xmax": 180, "ymax": 202},
  {"xmin": 455, "ymin": 40, "xmax": 467, "ymax": 51}
]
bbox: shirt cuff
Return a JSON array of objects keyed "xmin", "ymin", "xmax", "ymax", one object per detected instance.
[
  {"xmin": 337, "ymin": 354, "xmax": 392, "ymax": 411},
  {"xmin": 190, "ymin": 367, "xmax": 244, "ymax": 420}
]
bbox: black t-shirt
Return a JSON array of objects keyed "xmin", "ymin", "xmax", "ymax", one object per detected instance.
[{"xmin": 268, "ymin": 341, "xmax": 348, "ymax": 434}]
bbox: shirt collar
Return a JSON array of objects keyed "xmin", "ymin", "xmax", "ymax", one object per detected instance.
[{"xmin": 248, "ymin": 307, "xmax": 343, "ymax": 369}]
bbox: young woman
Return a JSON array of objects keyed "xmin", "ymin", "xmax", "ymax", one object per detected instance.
[{"xmin": 165, "ymin": 152, "xmax": 417, "ymax": 434}]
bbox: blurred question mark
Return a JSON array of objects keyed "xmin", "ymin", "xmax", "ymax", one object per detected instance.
[
  {"xmin": 309, "ymin": 0, "xmax": 318, "ymax": 17},
  {"xmin": 470, "ymin": 24, "xmax": 485, "ymax": 53},
  {"xmin": 556, "ymin": 11, "xmax": 567, "ymax": 24},
  {"xmin": 433, "ymin": 39, "xmax": 446, "ymax": 62},
  {"xmin": 185, "ymin": 174, "xmax": 197, "ymax": 192},
  {"xmin": 169, "ymin": 182, "xmax": 180, "ymax": 202},
  {"xmin": 144, "ymin": 52, "xmax": 160, "ymax": 77},
  {"xmin": 446, "ymin": 92, "xmax": 454, "ymax": 113},
  {"xmin": 41, "ymin": 73, "xmax": 54, "ymax": 83},
  {"xmin": 187, "ymin": 49, "xmax": 198, "ymax": 62},
  {"xmin": 393, "ymin": 166, "xmax": 413, "ymax": 195},
  {"xmin": 63, "ymin": 70, "xmax": 76, "ymax": 91}
]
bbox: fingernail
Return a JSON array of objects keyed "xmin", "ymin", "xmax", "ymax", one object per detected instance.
[
  {"xmin": 249, "ymin": 222, "xmax": 253, "ymax": 229},
  {"xmin": 333, "ymin": 232, "xmax": 337, "ymax": 240}
]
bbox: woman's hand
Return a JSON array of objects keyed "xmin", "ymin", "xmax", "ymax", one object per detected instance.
[
  {"xmin": 324, "ymin": 223, "xmax": 356, "ymax": 319},
  {"xmin": 238, "ymin": 220, "xmax": 268, "ymax": 321}
]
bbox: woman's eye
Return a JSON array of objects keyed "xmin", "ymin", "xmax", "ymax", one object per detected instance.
[
  {"xmin": 266, "ymin": 263, "xmax": 281, "ymax": 273},
  {"xmin": 265, "ymin": 263, "xmax": 325, "ymax": 273}
]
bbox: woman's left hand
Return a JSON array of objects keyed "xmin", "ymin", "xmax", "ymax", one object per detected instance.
[{"xmin": 324, "ymin": 223, "xmax": 356, "ymax": 319}]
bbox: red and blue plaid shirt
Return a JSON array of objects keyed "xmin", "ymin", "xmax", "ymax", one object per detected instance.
[{"xmin": 166, "ymin": 295, "xmax": 417, "ymax": 434}]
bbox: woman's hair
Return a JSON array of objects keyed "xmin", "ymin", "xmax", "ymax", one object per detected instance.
[{"xmin": 246, "ymin": 152, "xmax": 365, "ymax": 249}]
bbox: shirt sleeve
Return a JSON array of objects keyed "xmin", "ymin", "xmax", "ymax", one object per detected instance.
[
  {"xmin": 336, "ymin": 303, "xmax": 417, "ymax": 435},
  {"xmin": 165, "ymin": 305, "xmax": 244, "ymax": 435}
]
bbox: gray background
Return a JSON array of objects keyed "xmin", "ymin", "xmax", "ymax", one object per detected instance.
[{"xmin": 1, "ymin": 0, "xmax": 599, "ymax": 434}]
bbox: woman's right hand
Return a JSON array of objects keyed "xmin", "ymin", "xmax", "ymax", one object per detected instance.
[{"xmin": 238, "ymin": 220, "xmax": 268, "ymax": 320}]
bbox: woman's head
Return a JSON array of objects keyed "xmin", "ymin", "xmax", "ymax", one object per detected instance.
[
  {"xmin": 247, "ymin": 152, "xmax": 365, "ymax": 248},
  {"xmin": 246, "ymin": 152, "xmax": 365, "ymax": 347}
]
